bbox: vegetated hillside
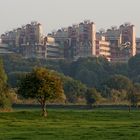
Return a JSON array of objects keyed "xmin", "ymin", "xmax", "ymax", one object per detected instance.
[
  {"xmin": 1, "ymin": 54, "xmax": 140, "ymax": 104},
  {"xmin": 2, "ymin": 54, "xmax": 130, "ymax": 88}
]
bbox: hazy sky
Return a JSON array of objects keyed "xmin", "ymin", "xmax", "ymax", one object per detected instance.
[{"xmin": 0, "ymin": 0, "xmax": 140, "ymax": 36}]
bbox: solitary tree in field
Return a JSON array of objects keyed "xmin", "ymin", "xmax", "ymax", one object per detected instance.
[{"xmin": 18, "ymin": 67, "xmax": 64, "ymax": 117}]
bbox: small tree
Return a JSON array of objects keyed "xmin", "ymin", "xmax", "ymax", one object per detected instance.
[
  {"xmin": 128, "ymin": 83, "xmax": 140, "ymax": 110},
  {"xmin": 110, "ymin": 89, "xmax": 127, "ymax": 103},
  {"xmin": 85, "ymin": 88, "xmax": 100, "ymax": 108},
  {"xmin": 0, "ymin": 59, "xmax": 12, "ymax": 111},
  {"xmin": 63, "ymin": 76, "xmax": 87, "ymax": 103},
  {"xmin": 105, "ymin": 75, "xmax": 133, "ymax": 91},
  {"xmin": 18, "ymin": 67, "xmax": 64, "ymax": 117}
]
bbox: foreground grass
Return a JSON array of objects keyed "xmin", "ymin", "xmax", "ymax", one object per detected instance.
[{"xmin": 0, "ymin": 109, "xmax": 140, "ymax": 140}]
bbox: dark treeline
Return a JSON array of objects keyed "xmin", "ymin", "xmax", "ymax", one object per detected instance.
[
  {"xmin": 1, "ymin": 54, "xmax": 140, "ymax": 106},
  {"xmin": 2, "ymin": 54, "xmax": 136, "ymax": 87}
]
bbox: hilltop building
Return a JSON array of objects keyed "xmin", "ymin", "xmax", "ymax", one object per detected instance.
[
  {"xmin": 1, "ymin": 21, "xmax": 44, "ymax": 47},
  {"xmin": 51, "ymin": 21, "xmax": 136, "ymax": 62},
  {"xmin": 96, "ymin": 34, "xmax": 111, "ymax": 61},
  {"xmin": 104, "ymin": 23, "xmax": 136, "ymax": 62},
  {"xmin": 51, "ymin": 20, "xmax": 96, "ymax": 60},
  {"xmin": 0, "ymin": 21, "xmax": 137, "ymax": 62},
  {"xmin": 0, "ymin": 22, "xmax": 62, "ymax": 59}
]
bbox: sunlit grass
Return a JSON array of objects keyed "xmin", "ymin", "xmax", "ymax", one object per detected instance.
[{"xmin": 0, "ymin": 109, "xmax": 140, "ymax": 140}]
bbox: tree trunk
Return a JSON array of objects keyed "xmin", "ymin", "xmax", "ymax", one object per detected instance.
[
  {"xmin": 136, "ymin": 103, "xmax": 138, "ymax": 109},
  {"xmin": 41, "ymin": 102, "xmax": 47, "ymax": 117},
  {"xmin": 129, "ymin": 104, "xmax": 131, "ymax": 112}
]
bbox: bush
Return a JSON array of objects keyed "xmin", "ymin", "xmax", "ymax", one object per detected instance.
[
  {"xmin": 85, "ymin": 88, "xmax": 102, "ymax": 107},
  {"xmin": 0, "ymin": 91, "xmax": 12, "ymax": 111}
]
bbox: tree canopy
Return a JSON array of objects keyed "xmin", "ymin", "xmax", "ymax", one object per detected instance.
[
  {"xmin": 128, "ymin": 83, "xmax": 140, "ymax": 107},
  {"xmin": 18, "ymin": 67, "xmax": 65, "ymax": 116},
  {"xmin": 104, "ymin": 75, "xmax": 133, "ymax": 91},
  {"xmin": 85, "ymin": 88, "xmax": 100, "ymax": 108},
  {"xmin": 128, "ymin": 54, "xmax": 140, "ymax": 78},
  {"xmin": 62, "ymin": 76, "xmax": 87, "ymax": 103},
  {"xmin": 4, "ymin": 54, "xmax": 140, "ymax": 105},
  {"xmin": 0, "ymin": 59, "xmax": 12, "ymax": 110}
]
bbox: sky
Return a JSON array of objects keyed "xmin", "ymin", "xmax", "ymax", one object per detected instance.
[{"xmin": 0, "ymin": 0, "xmax": 140, "ymax": 36}]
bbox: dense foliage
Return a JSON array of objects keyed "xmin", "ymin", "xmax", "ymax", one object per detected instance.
[
  {"xmin": 62, "ymin": 76, "xmax": 87, "ymax": 103},
  {"xmin": 2, "ymin": 54, "xmax": 140, "ymax": 105},
  {"xmin": 0, "ymin": 59, "xmax": 12, "ymax": 110},
  {"xmin": 3, "ymin": 55, "xmax": 128, "ymax": 88},
  {"xmin": 85, "ymin": 88, "xmax": 101, "ymax": 107},
  {"xmin": 104, "ymin": 75, "xmax": 132, "ymax": 91},
  {"xmin": 18, "ymin": 67, "xmax": 65, "ymax": 116}
]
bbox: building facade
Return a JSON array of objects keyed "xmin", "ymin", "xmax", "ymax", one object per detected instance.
[
  {"xmin": 1, "ymin": 21, "xmax": 44, "ymax": 47},
  {"xmin": 96, "ymin": 35, "xmax": 111, "ymax": 61},
  {"xmin": 0, "ymin": 21, "xmax": 137, "ymax": 62},
  {"xmin": 103, "ymin": 23, "xmax": 136, "ymax": 62},
  {"xmin": 0, "ymin": 22, "xmax": 62, "ymax": 59},
  {"xmin": 136, "ymin": 38, "xmax": 140, "ymax": 54},
  {"xmin": 51, "ymin": 20, "xmax": 96, "ymax": 60}
]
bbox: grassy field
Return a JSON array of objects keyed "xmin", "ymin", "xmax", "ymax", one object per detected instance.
[{"xmin": 0, "ymin": 109, "xmax": 140, "ymax": 140}]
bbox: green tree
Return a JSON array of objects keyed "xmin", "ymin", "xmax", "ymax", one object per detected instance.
[
  {"xmin": 110, "ymin": 89, "xmax": 127, "ymax": 103},
  {"xmin": 0, "ymin": 59, "xmax": 12, "ymax": 110},
  {"xmin": 18, "ymin": 67, "xmax": 64, "ymax": 117},
  {"xmin": 128, "ymin": 83, "xmax": 140, "ymax": 109},
  {"xmin": 85, "ymin": 88, "xmax": 101, "ymax": 108},
  {"xmin": 8, "ymin": 72, "xmax": 27, "ymax": 88},
  {"xmin": 105, "ymin": 75, "xmax": 132, "ymax": 92},
  {"xmin": 128, "ymin": 54, "xmax": 140, "ymax": 78},
  {"xmin": 63, "ymin": 76, "xmax": 87, "ymax": 103},
  {"xmin": 110, "ymin": 63, "xmax": 128, "ymax": 76},
  {"xmin": 70, "ymin": 57, "xmax": 110, "ymax": 87}
]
